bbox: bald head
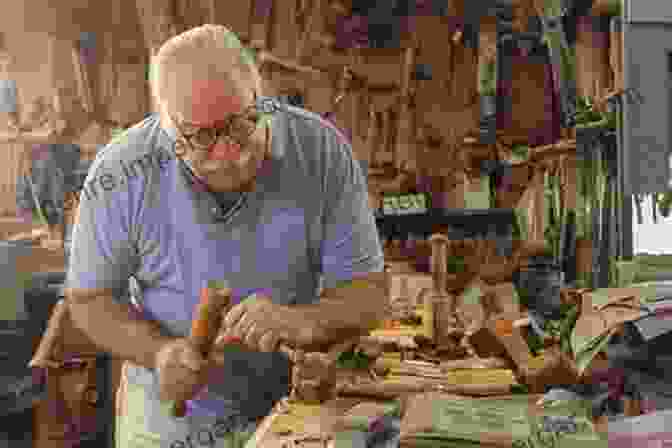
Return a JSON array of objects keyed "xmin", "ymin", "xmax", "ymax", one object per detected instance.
[{"xmin": 152, "ymin": 24, "xmax": 263, "ymax": 122}]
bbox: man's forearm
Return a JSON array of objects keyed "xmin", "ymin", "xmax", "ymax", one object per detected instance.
[
  {"xmin": 295, "ymin": 273, "xmax": 388, "ymax": 345},
  {"xmin": 67, "ymin": 289, "xmax": 173, "ymax": 370}
]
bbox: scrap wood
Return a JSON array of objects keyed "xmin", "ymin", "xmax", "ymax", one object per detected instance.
[
  {"xmin": 337, "ymin": 378, "xmax": 517, "ymax": 400},
  {"xmin": 367, "ymin": 334, "xmax": 417, "ymax": 351},
  {"xmin": 529, "ymin": 139, "xmax": 576, "ymax": 162},
  {"xmin": 256, "ymin": 398, "xmax": 361, "ymax": 447},
  {"xmin": 257, "ymin": 50, "xmax": 325, "ymax": 75},
  {"xmin": 439, "ymin": 357, "xmax": 510, "ymax": 371}
]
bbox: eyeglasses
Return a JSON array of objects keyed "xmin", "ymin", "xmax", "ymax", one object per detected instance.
[{"xmin": 171, "ymin": 103, "xmax": 265, "ymax": 152}]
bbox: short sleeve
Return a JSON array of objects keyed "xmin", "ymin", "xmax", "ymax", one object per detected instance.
[
  {"xmin": 65, "ymin": 155, "xmax": 137, "ymax": 297},
  {"xmin": 320, "ymin": 128, "xmax": 384, "ymax": 290}
]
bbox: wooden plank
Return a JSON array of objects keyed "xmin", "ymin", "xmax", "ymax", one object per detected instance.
[
  {"xmin": 251, "ymin": 398, "xmax": 364, "ymax": 448},
  {"xmin": 269, "ymin": 0, "xmax": 300, "ymax": 60},
  {"xmin": 249, "ymin": 0, "xmax": 274, "ymax": 49}
]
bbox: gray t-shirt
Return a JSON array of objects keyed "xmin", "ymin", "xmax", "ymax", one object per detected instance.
[{"xmin": 66, "ymin": 105, "xmax": 383, "ymax": 433}]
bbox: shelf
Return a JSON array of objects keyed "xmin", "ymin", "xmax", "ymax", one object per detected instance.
[{"xmin": 376, "ymin": 208, "xmax": 517, "ymax": 239}]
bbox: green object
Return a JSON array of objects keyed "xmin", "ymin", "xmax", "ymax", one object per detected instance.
[
  {"xmin": 510, "ymin": 384, "xmax": 529, "ymax": 394},
  {"xmin": 478, "ymin": 59, "xmax": 497, "ymax": 96},
  {"xmin": 559, "ymin": 305, "xmax": 579, "ymax": 355},
  {"xmin": 460, "ymin": 283, "xmax": 483, "ymax": 306},
  {"xmin": 333, "ymin": 430, "xmax": 366, "ymax": 448},
  {"xmin": 25, "ymin": 174, "xmax": 48, "ymax": 226},
  {"xmin": 465, "ymin": 177, "xmax": 491, "ymax": 209},
  {"xmin": 515, "ymin": 209, "xmax": 529, "ymax": 241},
  {"xmin": 630, "ymin": 255, "xmax": 672, "ymax": 282},
  {"xmin": 0, "ymin": 271, "xmax": 31, "ymax": 321},
  {"xmin": 240, "ymin": 47, "xmax": 257, "ymax": 67},
  {"xmin": 614, "ymin": 261, "xmax": 639, "ymax": 287},
  {"xmin": 110, "ymin": 127, "xmax": 128, "ymax": 145},
  {"xmin": 511, "ymin": 145, "xmax": 530, "ymax": 161},
  {"xmin": 336, "ymin": 349, "xmax": 374, "ymax": 370},
  {"xmin": 446, "ymin": 256, "xmax": 466, "ymax": 274},
  {"xmin": 526, "ymin": 329, "xmax": 544, "ymax": 356},
  {"xmin": 338, "ymin": 401, "xmax": 400, "ymax": 431},
  {"xmin": 401, "ymin": 395, "xmax": 605, "ymax": 448},
  {"xmin": 208, "ymin": 280, "xmax": 229, "ymax": 291},
  {"xmin": 600, "ymin": 0, "xmax": 623, "ymax": 16},
  {"xmin": 574, "ymin": 329, "xmax": 617, "ymax": 375},
  {"xmin": 588, "ymin": 285, "xmax": 658, "ymax": 308}
]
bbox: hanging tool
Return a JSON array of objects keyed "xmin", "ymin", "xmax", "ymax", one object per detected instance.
[{"xmin": 532, "ymin": 0, "xmax": 577, "ymax": 129}]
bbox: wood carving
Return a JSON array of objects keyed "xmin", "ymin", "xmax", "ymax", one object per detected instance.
[
  {"xmin": 395, "ymin": 46, "xmax": 416, "ymax": 173},
  {"xmin": 287, "ymin": 336, "xmax": 385, "ymax": 404},
  {"xmin": 428, "ymin": 234, "xmax": 466, "ymax": 351}
]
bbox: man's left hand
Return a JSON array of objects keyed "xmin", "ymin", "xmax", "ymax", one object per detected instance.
[{"xmin": 211, "ymin": 294, "xmax": 324, "ymax": 355}]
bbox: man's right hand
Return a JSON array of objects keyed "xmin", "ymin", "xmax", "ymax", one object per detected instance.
[{"xmin": 155, "ymin": 338, "xmax": 210, "ymax": 403}]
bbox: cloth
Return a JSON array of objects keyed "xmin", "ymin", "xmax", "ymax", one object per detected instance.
[
  {"xmin": 116, "ymin": 366, "xmax": 256, "ymax": 448},
  {"xmin": 66, "ymin": 106, "xmax": 384, "ymax": 434}
]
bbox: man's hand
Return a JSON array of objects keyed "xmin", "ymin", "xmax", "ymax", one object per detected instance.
[
  {"xmin": 211, "ymin": 294, "xmax": 325, "ymax": 355},
  {"xmin": 155, "ymin": 338, "xmax": 210, "ymax": 403}
]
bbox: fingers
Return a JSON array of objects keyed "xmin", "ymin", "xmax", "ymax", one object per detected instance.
[
  {"xmin": 258, "ymin": 331, "xmax": 280, "ymax": 353},
  {"xmin": 222, "ymin": 301, "xmax": 247, "ymax": 329},
  {"xmin": 179, "ymin": 343, "xmax": 206, "ymax": 372},
  {"xmin": 243, "ymin": 322, "xmax": 260, "ymax": 348},
  {"xmin": 158, "ymin": 364, "xmax": 207, "ymax": 403},
  {"xmin": 157, "ymin": 341, "xmax": 210, "ymax": 403},
  {"xmin": 232, "ymin": 311, "xmax": 254, "ymax": 341}
]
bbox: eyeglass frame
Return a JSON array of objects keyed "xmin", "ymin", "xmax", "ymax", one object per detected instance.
[{"xmin": 168, "ymin": 93, "xmax": 277, "ymax": 151}]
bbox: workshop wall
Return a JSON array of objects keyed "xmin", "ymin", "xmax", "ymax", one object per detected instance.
[{"xmin": 0, "ymin": 0, "xmax": 623, "ymax": 221}]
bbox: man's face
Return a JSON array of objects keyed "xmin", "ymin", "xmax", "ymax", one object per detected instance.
[{"xmin": 172, "ymin": 78, "xmax": 269, "ymax": 192}]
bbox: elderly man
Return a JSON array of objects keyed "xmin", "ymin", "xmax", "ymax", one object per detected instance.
[{"xmin": 65, "ymin": 24, "xmax": 385, "ymax": 448}]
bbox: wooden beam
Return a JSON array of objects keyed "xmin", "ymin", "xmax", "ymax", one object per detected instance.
[
  {"xmin": 530, "ymin": 139, "xmax": 577, "ymax": 162},
  {"xmin": 256, "ymin": 50, "xmax": 326, "ymax": 75}
]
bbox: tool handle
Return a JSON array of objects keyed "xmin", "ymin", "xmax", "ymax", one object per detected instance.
[{"xmin": 172, "ymin": 286, "xmax": 232, "ymax": 417}]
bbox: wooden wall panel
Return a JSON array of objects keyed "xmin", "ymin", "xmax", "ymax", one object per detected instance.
[
  {"xmin": 215, "ymin": 0, "xmax": 253, "ymax": 40},
  {"xmin": 269, "ymin": 0, "xmax": 301, "ymax": 60},
  {"xmin": 505, "ymin": 55, "xmax": 550, "ymax": 140}
]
